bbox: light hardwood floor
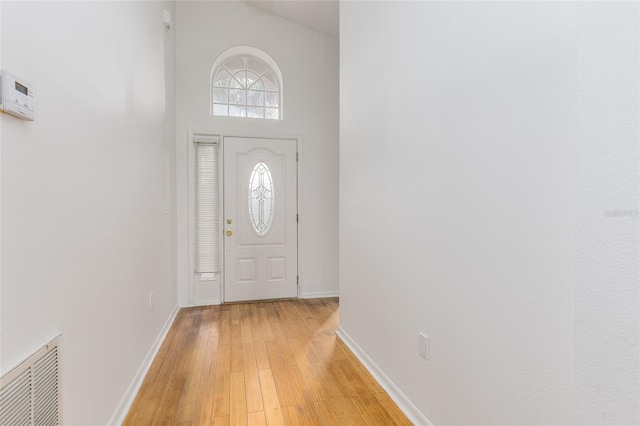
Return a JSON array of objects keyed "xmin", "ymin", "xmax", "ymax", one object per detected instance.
[{"xmin": 124, "ymin": 298, "xmax": 412, "ymax": 425}]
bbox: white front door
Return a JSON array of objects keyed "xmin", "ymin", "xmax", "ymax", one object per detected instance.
[{"xmin": 223, "ymin": 137, "xmax": 298, "ymax": 302}]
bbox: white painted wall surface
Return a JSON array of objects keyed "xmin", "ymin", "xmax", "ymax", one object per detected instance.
[
  {"xmin": 0, "ymin": 2, "xmax": 177, "ymax": 424},
  {"xmin": 575, "ymin": 3, "xmax": 639, "ymax": 423},
  {"xmin": 175, "ymin": 1, "xmax": 339, "ymax": 305},
  {"xmin": 340, "ymin": 2, "xmax": 638, "ymax": 424}
]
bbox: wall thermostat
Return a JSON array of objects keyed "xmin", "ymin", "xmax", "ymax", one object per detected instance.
[{"xmin": 0, "ymin": 70, "xmax": 34, "ymax": 121}]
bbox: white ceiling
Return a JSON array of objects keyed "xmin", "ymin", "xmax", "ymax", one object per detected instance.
[{"xmin": 242, "ymin": 0, "xmax": 339, "ymax": 38}]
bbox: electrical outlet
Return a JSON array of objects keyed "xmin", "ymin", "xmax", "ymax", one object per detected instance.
[
  {"xmin": 149, "ymin": 292, "xmax": 154, "ymax": 310},
  {"xmin": 418, "ymin": 333, "xmax": 429, "ymax": 360}
]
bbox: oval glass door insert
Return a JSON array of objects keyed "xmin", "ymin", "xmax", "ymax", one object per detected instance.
[{"xmin": 248, "ymin": 161, "xmax": 275, "ymax": 236}]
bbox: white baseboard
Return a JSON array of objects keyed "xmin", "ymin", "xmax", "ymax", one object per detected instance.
[
  {"xmin": 194, "ymin": 298, "xmax": 221, "ymax": 306},
  {"xmin": 108, "ymin": 305, "xmax": 180, "ymax": 426},
  {"xmin": 336, "ymin": 327, "xmax": 433, "ymax": 426},
  {"xmin": 299, "ymin": 290, "xmax": 339, "ymax": 299}
]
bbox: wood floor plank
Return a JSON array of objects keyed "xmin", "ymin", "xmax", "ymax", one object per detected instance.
[
  {"xmin": 230, "ymin": 319, "xmax": 244, "ymax": 374},
  {"xmin": 357, "ymin": 393, "xmax": 398, "ymax": 425},
  {"xmin": 149, "ymin": 376, "xmax": 186, "ymax": 425},
  {"xmin": 247, "ymin": 410, "xmax": 267, "ymax": 426},
  {"xmin": 330, "ymin": 358, "xmax": 363, "ymax": 398},
  {"xmin": 271, "ymin": 365, "xmax": 297, "ymax": 408},
  {"xmin": 282, "ymin": 403, "xmax": 323, "ymax": 426},
  {"xmin": 250, "ymin": 304, "xmax": 271, "ymax": 370},
  {"xmin": 283, "ymin": 364, "xmax": 311, "ymax": 407},
  {"xmin": 327, "ymin": 397, "xmax": 364, "ymax": 425},
  {"xmin": 258, "ymin": 305, "xmax": 275, "ymax": 342},
  {"xmin": 125, "ymin": 310, "xmax": 194, "ymax": 424},
  {"xmin": 258, "ymin": 369, "xmax": 286, "ymax": 426},
  {"xmin": 277, "ymin": 340, "xmax": 297, "ymax": 368},
  {"xmin": 123, "ymin": 333, "xmax": 183, "ymax": 424},
  {"xmin": 212, "ymin": 342, "xmax": 231, "ymax": 417},
  {"xmin": 230, "ymin": 371, "xmax": 247, "ymax": 426},
  {"xmin": 264, "ymin": 340, "xmax": 299, "ymax": 408},
  {"xmin": 212, "ymin": 415, "xmax": 230, "ymax": 426},
  {"xmin": 313, "ymin": 401, "xmax": 341, "ymax": 425},
  {"xmin": 253, "ymin": 337, "xmax": 271, "ymax": 371},
  {"xmin": 123, "ymin": 298, "xmax": 411, "ymax": 426},
  {"xmin": 310, "ymin": 361, "xmax": 347, "ymax": 400},
  {"xmin": 192, "ymin": 333, "xmax": 219, "ymax": 425},
  {"xmin": 150, "ymin": 320, "xmax": 202, "ymax": 424},
  {"xmin": 240, "ymin": 303, "xmax": 254, "ymax": 344},
  {"xmin": 374, "ymin": 391, "xmax": 415, "ymax": 425},
  {"xmin": 243, "ymin": 341, "xmax": 264, "ymax": 413},
  {"xmin": 294, "ymin": 355, "xmax": 327, "ymax": 404},
  {"xmin": 266, "ymin": 305, "xmax": 289, "ymax": 343},
  {"xmin": 231, "ymin": 304, "xmax": 241, "ymax": 325},
  {"xmin": 175, "ymin": 322, "xmax": 208, "ymax": 422}
]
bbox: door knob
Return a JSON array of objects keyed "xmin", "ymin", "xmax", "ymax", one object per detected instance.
[{"xmin": 226, "ymin": 229, "xmax": 233, "ymax": 236}]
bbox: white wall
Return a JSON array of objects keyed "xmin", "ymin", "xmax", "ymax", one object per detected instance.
[
  {"xmin": 175, "ymin": 1, "xmax": 339, "ymax": 305},
  {"xmin": 340, "ymin": 2, "xmax": 638, "ymax": 424},
  {"xmin": 575, "ymin": 3, "xmax": 639, "ymax": 422},
  {"xmin": 0, "ymin": 2, "xmax": 177, "ymax": 424}
]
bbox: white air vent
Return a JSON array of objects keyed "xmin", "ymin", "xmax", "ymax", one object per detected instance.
[{"xmin": 0, "ymin": 335, "xmax": 61, "ymax": 425}]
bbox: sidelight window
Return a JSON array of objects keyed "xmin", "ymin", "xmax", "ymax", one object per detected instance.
[{"xmin": 194, "ymin": 134, "xmax": 220, "ymax": 275}]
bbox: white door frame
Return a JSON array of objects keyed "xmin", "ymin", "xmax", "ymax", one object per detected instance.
[{"xmin": 186, "ymin": 130, "xmax": 303, "ymax": 306}]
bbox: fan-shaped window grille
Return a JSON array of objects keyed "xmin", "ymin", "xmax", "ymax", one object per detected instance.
[{"xmin": 211, "ymin": 47, "xmax": 282, "ymax": 120}]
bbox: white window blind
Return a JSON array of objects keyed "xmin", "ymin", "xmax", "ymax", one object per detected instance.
[{"xmin": 194, "ymin": 134, "xmax": 220, "ymax": 273}]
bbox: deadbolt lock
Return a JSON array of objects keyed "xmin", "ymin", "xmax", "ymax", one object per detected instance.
[{"xmin": 226, "ymin": 219, "xmax": 232, "ymax": 224}]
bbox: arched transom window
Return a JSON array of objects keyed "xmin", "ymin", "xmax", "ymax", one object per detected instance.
[{"xmin": 211, "ymin": 47, "xmax": 282, "ymax": 120}]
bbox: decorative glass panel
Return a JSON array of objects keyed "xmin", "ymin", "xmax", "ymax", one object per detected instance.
[{"xmin": 248, "ymin": 161, "xmax": 275, "ymax": 237}]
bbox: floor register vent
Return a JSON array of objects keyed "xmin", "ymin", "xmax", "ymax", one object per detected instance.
[{"xmin": 0, "ymin": 335, "xmax": 61, "ymax": 425}]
